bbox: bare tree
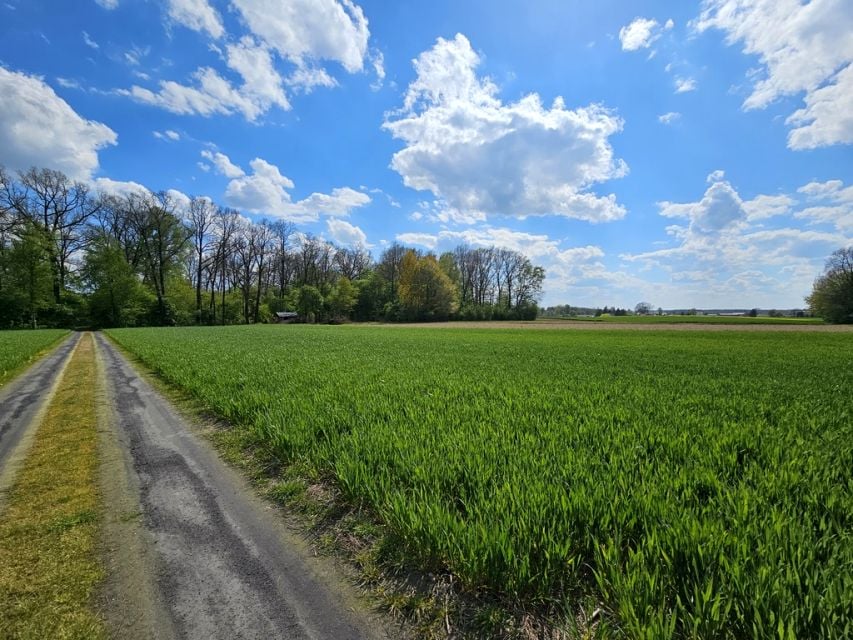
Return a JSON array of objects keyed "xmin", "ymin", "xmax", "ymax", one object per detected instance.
[
  {"xmin": 127, "ymin": 191, "xmax": 190, "ymax": 323},
  {"xmin": 334, "ymin": 245, "xmax": 372, "ymax": 281},
  {"xmin": 187, "ymin": 196, "xmax": 218, "ymax": 321},
  {"xmin": 2, "ymin": 167, "xmax": 100, "ymax": 302}
]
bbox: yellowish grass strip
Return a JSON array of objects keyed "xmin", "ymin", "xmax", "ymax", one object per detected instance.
[{"xmin": 0, "ymin": 333, "xmax": 106, "ymax": 639}]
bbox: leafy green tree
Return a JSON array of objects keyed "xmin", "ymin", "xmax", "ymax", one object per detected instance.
[
  {"xmin": 7, "ymin": 224, "xmax": 53, "ymax": 327},
  {"xmin": 806, "ymin": 247, "xmax": 853, "ymax": 323},
  {"xmin": 399, "ymin": 252, "xmax": 457, "ymax": 320},
  {"xmin": 295, "ymin": 285, "xmax": 323, "ymax": 323},
  {"xmin": 327, "ymin": 277, "xmax": 357, "ymax": 320},
  {"xmin": 83, "ymin": 236, "xmax": 152, "ymax": 327}
]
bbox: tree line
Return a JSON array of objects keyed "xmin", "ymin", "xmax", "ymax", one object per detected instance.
[{"xmin": 0, "ymin": 165, "xmax": 545, "ymax": 328}]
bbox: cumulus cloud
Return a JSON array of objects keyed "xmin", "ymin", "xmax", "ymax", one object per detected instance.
[
  {"xmin": 695, "ymin": 0, "xmax": 853, "ymax": 149},
  {"xmin": 224, "ymin": 37, "xmax": 290, "ymax": 109},
  {"xmin": 122, "ymin": 0, "xmax": 373, "ymax": 120},
  {"xmin": 383, "ymin": 34, "xmax": 627, "ymax": 223},
  {"xmin": 396, "ymin": 227, "xmax": 604, "ymax": 266},
  {"xmin": 793, "ymin": 178, "xmax": 853, "ymax": 233},
  {"xmin": 327, "ymin": 219, "xmax": 370, "ymax": 246},
  {"xmin": 706, "ymin": 169, "xmax": 725, "ymax": 183},
  {"xmin": 786, "ymin": 63, "xmax": 853, "ymax": 149},
  {"xmin": 205, "ymin": 151, "xmax": 370, "ymax": 222},
  {"xmin": 231, "ymin": 0, "xmax": 370, "ymax": 72},
  {"xmin": 93, "ymin": 177, "xmax": 150, "ymax": 198},
  {"xmin": 166, "ymin": 0, "xmax": 224, "ymax": 39},
  {"xmin": 659, "ymin": 180, "xmax": 745, "ymax": 233},
  {"xmin": 742, "ymin": 194, "xmax": 794, "ymax": 220},
  {"xmin": 201, "ymin": 149, "xmax": 245, "ymax": 178},
  {"xmin": 0, "ymin": 67, "xmax": 116, "ymax": 180},
  {"xmin": 121, "ymin": 41, "xmax": 289, "ymax": 122},
  {"xmin": 619, "ymin": 17, "xmax": 671, "ymax": 51},
  {"xmin": 623, "ymin": 172, "xmax": 851, "ymax": 306}
]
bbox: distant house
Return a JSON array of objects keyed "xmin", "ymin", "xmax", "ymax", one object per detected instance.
[{"xmin": 274, "ymin": 311, "xmax": 298, "ymax": 324}]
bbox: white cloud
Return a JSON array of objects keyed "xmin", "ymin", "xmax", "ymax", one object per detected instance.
[
  {"xmin": 786, "ymin": 63, "xmax": 853, "ymax": 149},
  {"xmin": 201, "ymin": 150, "xmax": 245, "ymax": 178},
  {"xmin": 166, "ymin": 0, "xmax": 224, "ymax": 39},
  {"xmin": 658, "ymin": 111, "xmax": 681, "ymax": 124},
  {"xmin": 93, "ymin": 177, "xmax": 150, "ymax": 198},
  {"xmin": 743, "ymin": 194, "xmax": 794, "ymax": 220},
  {"xmin": 408, "ymin": 211, "xmax": 423, "ymax": 221},
  {"xmin": 212, "ymin": 152, "xmax": 371, "ymax": 222},
  {"xmin": 122, "ymin": 65, "xmax": 278, "ymax": 121},
  {"xmin": 370, "ymin": 49, "xmax": 385, "ymax": 90},
  {"xmin": 659, "ymin": 179, "xmax": 745, "ymax": 233},
  {"xmin": 123, "ymin": 46, "xmax": 149, "ymax": 67},
  {"xmin": 95, "ymin": 0, "xmax": 118, "ymax": 8},
  {"xmin": 231, "ymin": 0, "xmax": 370, "ymax": 72},
  {"xmin": 396, "ymin": 227, "xmax": 605, "ymax": 266},
  {"xmin": 225, "ymin": 37, "xmax": 290, "ymax": 109},
  {"xmin": 82, "ymin": 31, "xmax": 99, "ymax": 49},
  {"xmin": 0, "ymin": 67, "xmax": 117, "ymax": 180},
  {"xmin": 166, "ymin": 188, "xmax": 192, "ymax": 213},
  {"xmin": 327, "ymin": 219, "xmax": 370, "ymax": 246},
  {"xmin": 695, "ymin": 0, "xmax": 853, "ymax": 149},
  {"xmin": 122, "ymin": 37, "xmax": 291, "ymax": 120},
  {"xmin": 286, "ymin": 64, "xmax": 337, "ymax": 93},
  {"xmin": 623, "ymin": 173, "xmax": 852, "ymax": 307},
  {"xmin": 383, "ymin": 34, "xmax": 627, "ymax": 223},
  {"xmin": 793, "ymin": 178, "xmax": 853, "ymax": 233},
  {"xmin": 674, "ymin": 76, "xmax": 697, "ymax": 93},
  {"xmin": 797, "ymin": 179, "xmax": 853, "ymax": 202},
  {"xmin": 154, "ymin": 129, "xmax": 181, "ymax": 141},
  {"xmin": 706, "ymin": 169, "xmax": 725, "ymax": 183},
  {"xmin": 56, "ymin": 77, "xmax": 82, "ymax": 89},
  {"xmin": 619, "ymin": 17, "xmax": 668, "ymax": 51},
  {"xmin": 396, "ymin": 232, "xmax": 438, "ymax": 249},
  {"xmin": 120, "ymin": 0, "xmax": 374, "ymax": 120}
]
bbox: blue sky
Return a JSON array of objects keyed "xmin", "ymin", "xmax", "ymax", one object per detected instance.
[{"xmin": 1, "ymin": 0, "xmax": 851, "ymax": 308}]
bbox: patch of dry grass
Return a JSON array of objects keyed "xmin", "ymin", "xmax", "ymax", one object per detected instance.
[{"xmin": 0, "ymin": 333, "xmax": 106, "ymax": 639}]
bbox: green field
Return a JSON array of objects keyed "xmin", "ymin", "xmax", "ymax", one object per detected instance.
[
  {"xmin": 0, "ymin": 330, "xmax": 68, "ymax": 387},
  {"xmin": 106, "ymin": 325, "xmax": 853, "ymax": 638},
  {"xmin": 539, "ymin": 315, "xmax": 824, "ymax": 325}
]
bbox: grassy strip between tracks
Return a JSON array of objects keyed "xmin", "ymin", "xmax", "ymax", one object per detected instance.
[{"xmin": 0, "ymin": 333, "xmax": 106, "ymax": 639}]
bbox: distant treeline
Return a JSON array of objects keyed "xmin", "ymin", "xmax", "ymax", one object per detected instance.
[
  {"xmin": 541, "ymin": 305, "xmax": 813, "ymax": 318},
  {"xmin": 0, "ymin": 165, "xmax": 545, "ymax": 328}
]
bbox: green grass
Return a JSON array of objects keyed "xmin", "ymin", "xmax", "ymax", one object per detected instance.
[
  {"xmin": 0, "ymin": 334, "xmax": 106, "ymax": 639},
  {"xmin": 106, "ymin": 325, "xmax": 853, "ymax": 638},
  {"xmin": 0, "ymin": 329, "xmax": 68, "ymax": 386},
  {"xmin": 538, "ymin": 315, "xmax": 824, "ymax": 325}
]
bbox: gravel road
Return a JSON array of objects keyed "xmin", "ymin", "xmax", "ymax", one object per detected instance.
[
  {"xmin": 0, "ymin": 334, "xmax": 79, "ymax": 481},
  {"xmin": 95, "ymin": 333, "xmax": 393, "ymax": 640}
]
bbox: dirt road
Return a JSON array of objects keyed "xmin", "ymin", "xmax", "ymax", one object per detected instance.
[
  {"xmin": 0, "ymin": 334, "xmax": 79, "ymax": 493},
  {"xmin": 94, "ymin": 333, "xmax": 392, "ymax": 640}
]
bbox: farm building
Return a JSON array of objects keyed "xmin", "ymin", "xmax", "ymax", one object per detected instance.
[{"xmin": 274, "ymin": 311, "xmax": 298, "ymax": 324}]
